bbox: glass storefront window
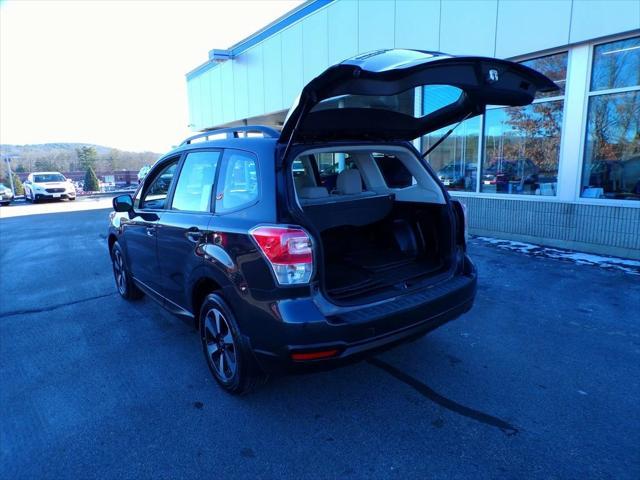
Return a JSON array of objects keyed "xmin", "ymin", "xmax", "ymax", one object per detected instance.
[
  {"xmin": 482, "ymin": 101, "xmax": 563, "ymax": 195},
  {"xmin": 423, "ymin": 116, "xmax": 480, "ymax": 192},
  {"xmin": 591, "ymin": 36, "xmax": 640, "ymax": 92},
  {"xmin": 521, "ymin": 52, "xmax": 568, "ymax": 98},
  {"xmin": 582, "ymin": 91, "xmax": 640, "ymax": 200},
  {"xmin": 481, "ymin": 51, "xmax": 567, "ymax": 196},
  {"xmin": 423, "ymin": 52, "xmax": 567, "ymax": 195},
  {"xmin": 581, "ymin": 36, "xmax": 640, "ymax": 201}
]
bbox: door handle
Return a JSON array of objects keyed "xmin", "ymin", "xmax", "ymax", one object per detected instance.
[
  {"xmin": 185, "ymin": 227, "xmax": 203, "ymax": 243},
  {"xmin": 145, "ymin": 226, "xmax": 155, "ymax": 237}
]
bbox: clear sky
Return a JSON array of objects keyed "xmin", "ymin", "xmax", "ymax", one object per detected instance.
[{"xmin": 0, "ymin": 0, "xmax": 302, "ymax": 152}]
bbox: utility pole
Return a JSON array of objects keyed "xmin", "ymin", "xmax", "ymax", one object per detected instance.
[{"xmin": 4, "ymin": 157, "xmax": 15, "ymax": 193}]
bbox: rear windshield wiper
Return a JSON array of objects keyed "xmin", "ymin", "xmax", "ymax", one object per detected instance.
[{"xmin": 421, "ymin": 112, "xmax": 473, "ymax": 159}]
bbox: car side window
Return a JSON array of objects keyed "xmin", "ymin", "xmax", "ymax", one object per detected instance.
[
  {"xmin": 171, "ymin": 151, "xmax": 220, "ymax": 212},
  {"xmin": 138, "ymin": 160, "xmax": 178, "ymax": 210},
  {"xmin": 215, "ymin": 150, "xmax": 259, "ymax": 213},
  {"xmin": 374, "ymin": 153, "xmax": 415, "ymax": 189}
]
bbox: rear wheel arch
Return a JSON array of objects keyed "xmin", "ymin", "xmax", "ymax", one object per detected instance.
[{"xmin": 191, "ymin": 277, "xmax": 223, "ymax": 329}]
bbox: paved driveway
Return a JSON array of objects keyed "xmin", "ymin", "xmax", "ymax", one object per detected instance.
[{"xmin": 1, "ymin": 204, "xmax": 638, "ymax": 479}]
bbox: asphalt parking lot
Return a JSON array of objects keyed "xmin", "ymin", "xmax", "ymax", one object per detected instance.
[{"xmin": 1, "ymin": 198, "xmax": 639, "ymax": 479}]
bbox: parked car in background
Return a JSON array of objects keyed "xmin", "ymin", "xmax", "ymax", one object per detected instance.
[
  {"xmin": 0, "ymin": 184, "xmax": 14, "ymax": 205},
  {"xmin": 23, "ymin": 172, "xmax": 76, "ymax": 203},
  {"xmin": 482, "ymin": 157, "xmax": 540, "ymax": 193},
  {"xmin": 437, "ymin": 162, "xmax": 478, "ymax": 190},
  {"xmin": 107, "ymin": 49, "xmax": 557, "ymax": 394}
]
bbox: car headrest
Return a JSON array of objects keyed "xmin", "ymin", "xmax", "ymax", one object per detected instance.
[{"xmin": 336, "ymin": 168, "xmax": 362, "ymax": 194}]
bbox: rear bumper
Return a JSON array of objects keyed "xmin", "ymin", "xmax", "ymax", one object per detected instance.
[{"xmin": 251, "ymin": 254, "xmax": 477, "ymax": 374}]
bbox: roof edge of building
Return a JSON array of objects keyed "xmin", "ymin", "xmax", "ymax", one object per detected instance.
[{"xmin": 186, "ymin": 0, "xmax": 332, "ymax": 81}]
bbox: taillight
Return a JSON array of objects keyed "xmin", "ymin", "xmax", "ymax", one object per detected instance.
[
  {"xmin": 460, "ymin": 202, "xmax": 468, "ymax": 242},
  {"xmin": 451, "ymin": 200, "xmax": 468, "ymax": 248},
  {"xmin": 250, "ymin": 226, "xmax": 313, "ymax": 285}
]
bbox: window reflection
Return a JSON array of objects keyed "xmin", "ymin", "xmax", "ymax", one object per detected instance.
[
  {"xmin": 582, "ymin": 91, "xmax": 640, "ymax": 200},
  {"xmin": 521, "ymin": 52, "xmax": 568, "ymax": 98},
  {"xmin": 591, "ymin": 36, "xmax": 640, "ymax": 92},
  {"xmin": 483, "ymin": 102, "xmax": 563, "ymax": 195},
  {"xmin": 423, "ymin": 116, "xmax": 480, "ymax": 192}
]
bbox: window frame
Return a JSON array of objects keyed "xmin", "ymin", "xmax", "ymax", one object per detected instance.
[
  {"xmin": 575, "ymin": 33, "xmax": 640, "ymax": 206},
  {"xmin": 167, "ymin": 148, "xmax": 223, "ymax": 214},
  {"xmin": 213, "ymin": 148, "xmax": 261, "ymax": 216},
  {"xmin": 136, "ymin": 155, "xmax": 182, "ymax": 211}
]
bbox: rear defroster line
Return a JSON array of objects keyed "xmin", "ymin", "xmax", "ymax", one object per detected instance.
[{"xmin": 367, "ymin": 357, "xmax": 519, "ymax": 436}]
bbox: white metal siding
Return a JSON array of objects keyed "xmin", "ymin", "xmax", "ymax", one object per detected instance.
[
  {"xmin": 186, "ymin": 0, "xmax": 640, "ymax": 128},
  {"xmin": 495, "ymin": 0, "xmax": 573, "ymax": 58},
  {"xmin": 281, "ymin": 23, "xmax": 304, "ymax": 107},
  {"xmin": 394, "ymin": 0, "xmax": 440, "ymax": 50}
]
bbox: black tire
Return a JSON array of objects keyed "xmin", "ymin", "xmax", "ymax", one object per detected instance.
[
  {"xmin": 69, "ymin": 197, "xmax": 76, "ymax": 201},
  {"xmin": 110, "ymin": 242, "xmax": 143, "ymax": 300},
  {"xmin": 199, "ymin": 293, "xmax": 266, "ymax": 395}
]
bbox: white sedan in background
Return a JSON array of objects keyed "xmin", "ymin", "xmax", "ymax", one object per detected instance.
[
  {"xmin": 24, "ymin": 172, "xmax": 76, "ymax": 203},
  {"xmin": 0, "ymin": 184, "xmax": 14, "ymax": 205}
]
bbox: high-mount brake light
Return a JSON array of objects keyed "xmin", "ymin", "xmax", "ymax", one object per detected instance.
[{"xmin": 250, "ymin": 226, "xmax": 313, "ymax": 285}]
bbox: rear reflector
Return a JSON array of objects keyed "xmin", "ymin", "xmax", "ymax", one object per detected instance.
[
  {"xmin": 291, "ymin": 349, "xmax": 340, "ymax": 361},
  {"xmin": 250, "ymin": 226, "xmax": 313, "ymax": 285}
]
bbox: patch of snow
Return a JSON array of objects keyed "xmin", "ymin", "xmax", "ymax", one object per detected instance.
[{"xmin": 473, "ymin": 236, "xmax": 640, "ymax": 276}]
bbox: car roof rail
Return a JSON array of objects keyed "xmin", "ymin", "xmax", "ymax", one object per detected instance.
[{"xmin": 180, "ymin": 126, "xmax": 280, "ymax": 145}]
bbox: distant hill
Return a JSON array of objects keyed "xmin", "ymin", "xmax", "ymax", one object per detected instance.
[
  {"xmin": 0, "ymin": 143, "xmax": 162, "ymax": 174},
  {"xmin": 1, "ymin": 143, "xmax": 113, "ymax": 157}
]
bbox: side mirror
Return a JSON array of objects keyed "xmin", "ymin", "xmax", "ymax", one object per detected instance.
[{"xmin": 113, "ymin": 194, "xmax": 134, "ymax": 212}]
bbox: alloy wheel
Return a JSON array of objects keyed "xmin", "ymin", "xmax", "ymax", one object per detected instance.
[
  {"xmin": 202, "ymin": 308, "xmax": 237, "ymax": 381},
  {"xmin": 112, "ymin": 249, "xmax": 126, "ymax": 295}
]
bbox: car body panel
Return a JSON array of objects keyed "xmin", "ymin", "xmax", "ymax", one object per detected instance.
[{"xmin": 103, "ymin": 48, "xmax": 566, "ymax": 374}]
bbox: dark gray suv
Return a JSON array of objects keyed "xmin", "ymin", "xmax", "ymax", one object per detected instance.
[{"xmin": 108, "ymin": 49, "xmax": 557, "ymax": 393}]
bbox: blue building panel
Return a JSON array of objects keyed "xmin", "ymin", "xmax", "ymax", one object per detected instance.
[
  {"xmin": 262, "ymin": 34, "xmax": 284, "ymax": 113},
  {"xmin": 440, "ymin": 0, "xmax": 498, "ymax": 57},
  {"xmin": 199, "ymin": 69, "xmax": 213, "ymax": 129},
  {"xmin": 220, "ymin": 61, "xmax": 235, "ymax": 123},
  {"xmin": 281, "ymin": 23, "xmax": 304, "ymax": 107},
  {"xmin": 358, "ymin": 0, "xmax": 395, "ymax": 52},
  {"xmin": 569, "ymin": 0, "xmax": 640, "ymax": 43},
  {"xmin": 244, "ymin": 45, "xmax": 265, "ymax": 118},
  {"xmin": 302, "ymin": 8, "xmax": 329, "ymax": 82},
  {"xmin": 209, "ymin": 67, "xmax": 222, "ymax": 127},
  {"xmin": 496, "ymin": 0, "xmax": 572, "ymax": 58},
  {"xmin": 327, "ymin": 0, "xmax": 358, "ymax": 64},
  {"xmin": 394, "ymin": 0, "xmax": 440, "ymax": 51},
  {"xmin": 233, "ymin": 58, "xmax": 249, "ymax": 121}
]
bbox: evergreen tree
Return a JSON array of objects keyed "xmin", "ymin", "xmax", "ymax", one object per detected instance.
[
  {"xmin": 83, "ymin": 167, "xmax": 100, "ymax": 192},
  {"xmin": 77, "ymin": 146, "xmax": 98, "ymax": 170},
  {"xmin": 11, "ymin": 173, "xmax": 24, "ymax": 195}
]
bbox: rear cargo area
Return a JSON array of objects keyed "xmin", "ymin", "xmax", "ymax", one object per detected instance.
[
  {"xmin": 320, "ymin": 203, "xmax": 453, "ymax": 302},
  {"xmin": 290, "ymin": 147, "xmax": 456, "ymax": 304}
]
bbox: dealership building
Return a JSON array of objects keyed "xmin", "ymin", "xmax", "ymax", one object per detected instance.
[{"xmin": 186, "ymin": 0, "xmax": 640, "ymax": 259}]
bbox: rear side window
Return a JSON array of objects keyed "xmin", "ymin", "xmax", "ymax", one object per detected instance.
[
  {"xmin": 215, "ymin": 150, "xmax": 259, "ymax": 213},
  {"xmin": 171, "ymin": 151, "xmax": 220, "ymax": 212},
  {"xmin": 374, "ymin": 154, "xmax": 414, "ymax": 188}
]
